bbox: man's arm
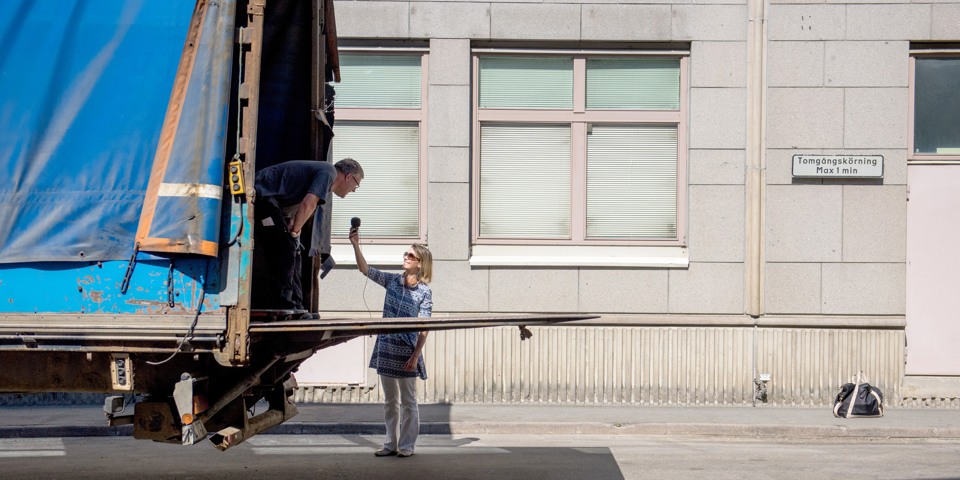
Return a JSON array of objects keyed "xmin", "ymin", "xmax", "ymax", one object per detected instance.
[{"xmin": 287, "ymin": 193, "xmax": 321, "ymax": 236}]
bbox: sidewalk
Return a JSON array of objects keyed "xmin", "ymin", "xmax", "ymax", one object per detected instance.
[{"xmin": 2, "ymin": 403, "xmax": 960, "ymax": 440}]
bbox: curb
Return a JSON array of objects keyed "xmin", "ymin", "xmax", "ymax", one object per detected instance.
[
  {"xmin": 3, "ymin": 423, "xmax": 959, "ymax": 441},
  {"xmin": 276, "ymin": 422, "xmax": 960, "ymax": 440}
]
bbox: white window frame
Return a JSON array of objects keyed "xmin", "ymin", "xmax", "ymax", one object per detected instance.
[
  {"xmin": 908, "ymin": 48, "xmax": 960, "ymax": 163},
  {"xmin": 470, "ymin": 48, "xmax": 689, "ymax": 267},
  {"xmin": 330, "ymin": 48, "xmax": 429, "ymax": 265}
]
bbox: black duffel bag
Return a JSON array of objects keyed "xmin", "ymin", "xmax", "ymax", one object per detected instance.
[{"xmin": 833, "ymin": 374, "xmax": 884, "ymax": 418}]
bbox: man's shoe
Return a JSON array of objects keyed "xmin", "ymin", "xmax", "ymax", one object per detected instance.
[
  {"xmin": 397, "ymin": 449, "xmax": 414, "ymax": 458},
  {"xmin": 374, "ymin": 448, "xmax": 397, "ymax": 457}
]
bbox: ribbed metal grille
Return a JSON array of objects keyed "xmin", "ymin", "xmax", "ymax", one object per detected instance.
[
  {"xmin": 755, "ymin": 328, "xmax": 904, "ymax": 406},
  {"xmin": 295, "ymin": 326, "xmax": 905, "ymax": 407}
]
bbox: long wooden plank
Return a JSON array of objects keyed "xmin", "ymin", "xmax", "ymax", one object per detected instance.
[{"xmin": 250, "ymin": 314, "xmax": 598, "ymax": 333}]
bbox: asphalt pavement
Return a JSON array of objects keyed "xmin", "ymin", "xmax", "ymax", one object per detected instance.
[{"xmin": 1, "ymin": 403, "xmax": 959, "ymax": 441}]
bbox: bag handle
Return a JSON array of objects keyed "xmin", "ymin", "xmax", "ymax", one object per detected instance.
[{"xmin": 846, "ymin": 372, "xmax": 862, "ymax": 418}]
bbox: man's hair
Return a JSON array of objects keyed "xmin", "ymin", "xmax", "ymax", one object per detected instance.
[{"xmin": 335, "ymin": 158, "xmax": 364, "ymax": 180}]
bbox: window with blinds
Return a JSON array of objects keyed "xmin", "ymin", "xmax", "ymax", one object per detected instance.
[
  {"xmin": 331, "ymin": 52, "xmax": 425, "ymax": 240},
  {"xmin": 480, "ymin": 124, "xmax": 571, "ymax": 238},
  {"xmin": 479, "ymin": 57, "xmax": 573, "ymax": 109},
  {"xmin": 586, "ymin": 58, "xmax": 680, "ymax": 110},
  {"xmin": 336, "ymin": 55, "xmax": 422, "ymax": 108},
  {"xmin": 586, "ymin": 125, "xmax": 677, "ymax": 239},
  {"xmin": 331, "ymin": 122, "xmax": 420, "ymax": 237},
  {"xmin": 474, "ymin": 52, "xmax": 686, "ymax": 244}
]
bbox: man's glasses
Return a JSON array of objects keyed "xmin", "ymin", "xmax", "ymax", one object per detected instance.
[
  {"xmin": 403, "ymin": 252, "xmax": 420, "ymax": 262},
  {"xmin": 349, "ymin": 175, "xmax": 360, "ymax": 189}
]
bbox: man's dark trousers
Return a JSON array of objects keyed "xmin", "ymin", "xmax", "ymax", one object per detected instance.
[{"xmin": 252, "ymin": 200, "xmax": 304, "ymax": 310}]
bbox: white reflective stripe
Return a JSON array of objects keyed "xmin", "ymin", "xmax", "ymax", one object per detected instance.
[
  {"xmin": 0, "ymin": 438, "xmax": 64, "ymax": 450},
  {"xmin": 157, "ymin": 183, "xmax": 222, "ymax": 199},
  {"xmin": 0, "ymin": 451, "xmax": 65, "ymax": 457},
  {"xmin": 0, "ymin": 438, "xmax": 65, "ymax": 457}
]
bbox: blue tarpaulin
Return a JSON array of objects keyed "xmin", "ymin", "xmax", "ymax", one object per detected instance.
[{"xmin": 0, "ymin": 0, "xmax": 234, "ymax": 263}]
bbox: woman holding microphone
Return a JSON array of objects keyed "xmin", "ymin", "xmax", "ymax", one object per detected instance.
[{"xmin": 349, "ymin": 226, "xmax": 433, "ymax": 458}]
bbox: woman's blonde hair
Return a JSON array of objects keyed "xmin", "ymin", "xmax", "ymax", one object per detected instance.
[{"xmin": 412, "ymin": 243, "xmax": 432, "ymax": 284}]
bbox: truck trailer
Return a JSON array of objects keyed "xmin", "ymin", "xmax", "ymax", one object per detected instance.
[{"xmin": 0, "ymin": 0, "xmax": 589, "ymax": 449}]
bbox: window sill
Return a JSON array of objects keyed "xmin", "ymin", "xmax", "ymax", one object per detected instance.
[
  {"xmin": 330, "ymin": 244, "xmax": 689, "ymax": 268},
  {"xmin": 468, "ymin": 244, "xmax": 688, "ymax": 268},
  {"xmin": 330, "ymin": 244, "xmax": 413, "ymax": 267}
]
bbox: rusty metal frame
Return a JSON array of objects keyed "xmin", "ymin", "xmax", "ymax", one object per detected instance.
[
  {"xmin": 221, "ymin": 0, "xmax": 267, "ymax": 367},
  {"xmin": 306, "ymin": 0, "xmax": 339, "ymax": 313},
  {"xmin": 306, "ymin": 0, "xmax": 324, "ymax": 314}
]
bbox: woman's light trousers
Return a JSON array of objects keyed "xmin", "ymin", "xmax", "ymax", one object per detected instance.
[{"xmin": 380, "ymin": 375, "xmax": 419, "ymax": 452}]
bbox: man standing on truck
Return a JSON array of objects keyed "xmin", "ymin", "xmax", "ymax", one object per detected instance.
[{"xmin": 252, "ymin": 158, "xmax": 364, "ymax": 311}]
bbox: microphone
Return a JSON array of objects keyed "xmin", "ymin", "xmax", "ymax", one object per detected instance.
[{"xmin": 350, "ymin": 217, "xmax": 361, "ymax": 233}]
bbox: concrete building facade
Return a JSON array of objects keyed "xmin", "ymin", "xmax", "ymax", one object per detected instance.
[{"xmin": 303, "ymin": 0, "xmax": 960, "ymax": 407}]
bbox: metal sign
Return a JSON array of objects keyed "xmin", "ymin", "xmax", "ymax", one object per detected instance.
[{"xmin": 792, "ymin": 154, "xmax": 884, "ymax": 178}]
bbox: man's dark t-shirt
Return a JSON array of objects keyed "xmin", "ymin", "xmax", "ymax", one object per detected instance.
[{"xmin": 255, "ymin": 160, "xmax": 335, "ymax": 257}]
